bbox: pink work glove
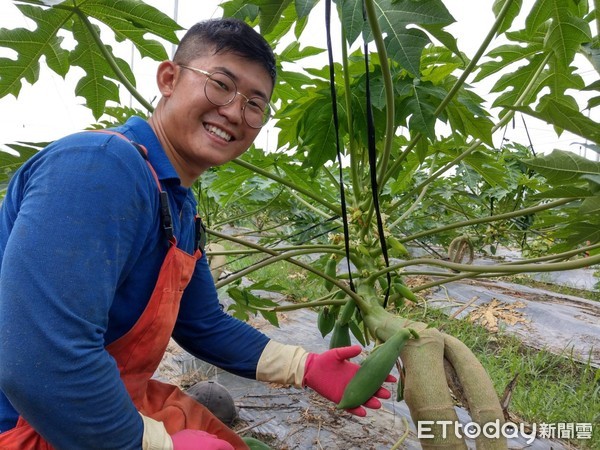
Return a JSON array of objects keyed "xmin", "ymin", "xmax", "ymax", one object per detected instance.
[
  {"xmin": 302, "ymin": 345, "xmax": 396, "ymax": 417},
  {"xmin": 171, "ymin": 429, "xmax": 234, "ymax": 450}
]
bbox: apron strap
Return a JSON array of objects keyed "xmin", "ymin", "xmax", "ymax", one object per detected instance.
[{"xmin": 90, "ymin": 129, "xmax": 175, "ymax": 245}]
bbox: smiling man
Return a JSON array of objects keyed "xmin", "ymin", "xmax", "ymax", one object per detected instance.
[{"xmin": 0, "ymin": 18, "xmax": 395, "ymax": 450}]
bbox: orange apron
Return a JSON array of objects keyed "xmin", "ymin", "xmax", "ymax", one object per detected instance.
[{"xmin": 0, "ymin": 133, "xmax": 249, "ymax": 450}]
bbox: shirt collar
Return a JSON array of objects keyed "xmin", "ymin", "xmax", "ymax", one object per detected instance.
[{"xmin": 118, "ymin": 116, "xmax": 181, "ymax": 184}]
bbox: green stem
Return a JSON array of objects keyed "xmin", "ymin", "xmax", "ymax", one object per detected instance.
[
  {"xmin": 208, "ymin": 228, "xmax": 360, "ymax": 301},
  {"xmin": 595, "ymin": 0, "xmax": 600, "ymax": 38},
  {"xmin": 400, "ymin": 198, "xmax": 574, "ymax": 243},
  {"xmin": 255, "ymin": 297, "xmax": 348, "ymax": 312},
  {"xmin": 369, "ymin": 252, "xmax": 600, "ymax": 282},
  {"xmin": 364, "ymin": 0, "xmax": 395, "ymax": 192},
  {"xmin": 389, "ymin": 154, "xmax": 437, "ymax": 229},
  {"xmin": 341, "ymin": 27, "xmax": 362, "ymax": 204},
  {"xmin": 288, "ymin": 190, "xmax": 335, "ymax": 221},
  {"xmin": 231, "ymin": 158, "xmax": 341, "ymax": 215},
  {"xmin": 208, "ymin": 244, "xmax": 343, "ymax": 256}
]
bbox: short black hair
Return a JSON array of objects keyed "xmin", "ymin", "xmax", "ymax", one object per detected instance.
[{"xmin": 174, "ymin": 18, "xmax": 276, "ymax": 85}]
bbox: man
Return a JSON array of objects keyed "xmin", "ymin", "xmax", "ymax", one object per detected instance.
[{"xmin": 0, "ymin": 18, "xmax": 394, "ymax": 450}]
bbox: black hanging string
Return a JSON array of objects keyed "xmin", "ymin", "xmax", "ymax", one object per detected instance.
[
  {"xmin": 362, "ymin": 7, "xmax": 392, "ymax": 308},
  {"xmin": 325, "ymin": 0, "xmax": 356, "ymax": 293}
]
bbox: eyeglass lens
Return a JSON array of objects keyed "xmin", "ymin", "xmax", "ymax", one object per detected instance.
[{"xmin": 204, "ymin": 72, "xmax": 270, "ymax": 128}]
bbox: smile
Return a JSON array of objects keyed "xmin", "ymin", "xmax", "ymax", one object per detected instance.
[{"xmin": 205, "ymin": 124, "xmax": 232, "ymax": 142}]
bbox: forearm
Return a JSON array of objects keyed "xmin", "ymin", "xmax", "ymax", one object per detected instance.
[
  {"xmin": 256, "ymin": 340, "xmax": 309, "ymax": 387},
  {"xmin": 174, "ymin": 259, "xmax": 271, "ymax": 378}
]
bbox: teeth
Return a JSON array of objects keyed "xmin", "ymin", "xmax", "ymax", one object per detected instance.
[{"xmin": 205, "ymin": 124, "xmax": 232, "ymax": 141}]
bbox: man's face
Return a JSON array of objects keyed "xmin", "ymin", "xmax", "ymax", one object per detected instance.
[{"xmin": 155, "ymin": 50, "xmax": 273, "ymax": 183}]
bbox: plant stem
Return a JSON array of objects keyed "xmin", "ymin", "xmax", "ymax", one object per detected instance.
[
  {"xmin": 208, "ymin": 228, "xmax": 360, "ymax": 302},
  {"xmin": 364, "ymin": 0, "xmax": 395, "ymax": 191},
  {"xmin": 208, "ymin": 244, "xmax": 343, "ymax": 256},
  {"xmin": 231, "ymin": 158, "xmax": 341, "ymax": 215},
  {"xmin": 389, "ymin": 154, "xmax": 437, "ymax": 229},
  {"xmin": 255, "ymin": 297, "xmax": 348, "ymax": 312},
  {"xmin": 370, "ymin": 252, "xmax": 600, "ymax": 281},
  {"xmin": 400, "ymin": 198, "xmax": 574, "ymax": 243},
  {"xmin": 288, "ymin": 190, "xmax": 336, "ymax": 221},
  {"xmin": 341, "ymin": 27, "xmax": 362, "ymax": 205}
]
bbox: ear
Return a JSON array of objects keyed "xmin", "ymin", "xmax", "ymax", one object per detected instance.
[{"xmin": 156, "ymin": 61, "xmax": 179, "ymax": 97}]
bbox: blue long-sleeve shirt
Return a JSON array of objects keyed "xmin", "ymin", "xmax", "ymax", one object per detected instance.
[{"xmin": 0, "ymin": 116, "xmax": 270, "ymax": 449}]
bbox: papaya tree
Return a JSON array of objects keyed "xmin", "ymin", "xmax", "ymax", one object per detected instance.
[{"xmin": 1, "ymin": 0, "xmax": 599, "ymax": 448}]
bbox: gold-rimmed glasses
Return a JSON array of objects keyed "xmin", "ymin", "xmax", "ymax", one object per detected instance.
[{"xmin": 179, "ymin": 64, "xmax": 271, "ymax": 129}]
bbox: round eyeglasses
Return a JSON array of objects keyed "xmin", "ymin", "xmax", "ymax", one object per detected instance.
[{"xmin": 179, "ymin": 64, "xmax": 271, "ymax": 129}]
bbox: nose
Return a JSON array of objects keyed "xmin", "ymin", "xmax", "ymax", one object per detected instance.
[{"xmin": 217, "ymin": 96, "xmax": 245, "ymax": 125}]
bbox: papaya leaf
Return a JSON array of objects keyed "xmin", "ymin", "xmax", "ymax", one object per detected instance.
[
  {"xmin": 81, "ymin": 0, "xmax": 181, "ymax": 61},
  {"xmin": 251, "ymin": 0, "xmax": 294, "ymax": 36},
  {"xmin": 70, "ymin": 19, "xmax": 130, "ymax": 119},
  {"xmin": 490, "ymin": 54, "xmax": 546, "ymax": 108},
  {"xmin": 220, "ymin": 0, "xmax": 260, "ymax": 22},
  {"xmin": 579, "ymin": 196, "xmax": 600, "ymax": 215},
  {"xmin": 278, "ymin": 41, "xmax": 325, "ymax": 63},
  {"xmin": 419, "ymin": 24, "xmax": 461, "ymax": 60},
  {"xmin": 492, "ymin": 0, "xmax": 523, "ymax": 35},
  {"xmin": 336, "ymin": 0, "xmax": 363, "ymax": 47},
  {"xmin": 298, "ymin": 95, "xmax": 342, "ymax": 174},
  {"xmin": 523, "ymin": 150, "xmax": 600, "ymax": 185},
  {"xmin": 525, "ymin": 0, "xmax": 590, "ymax": 67},
  {"xmin": 226, "ymin": 286, "xmax": 280, "ymax": 327},
  {"xmin": 531, "ymin": 185, "xmax": 593, "ymax": 199},
  {"xmin": 0, "ymin": 4, "xmax": 71, "ymax": 98},
  {"xmin": 510, "ymin": 100, "xmax": 600, "ymax": 145},
  {"xmin": 295, "ymin": 0, "xmax": 319, "ymax": 19},
  {"xmin": 0, "ymin": 142, "xmax": 47, "ymax": 193},
  {"xmin": 462, "ymin": 151, "xmax": 508, "ymax": 188},
  {"xmin": 0, "ymin": 142, "xmax": 45, "ymax": 169},
  {"xmin": 545, "ymin": 14, "xmax": 590, "ymax": 68},
  {"xmin": 371, "ymin": 0, "xmax": 454, "ymax": 76},
  {"xmin": 475, "ymin": 42, "xmax": 544, "ymax": 82},
  {"xmin": 550, "ymin": 221, "xmax": 600, "ymax": 250}
]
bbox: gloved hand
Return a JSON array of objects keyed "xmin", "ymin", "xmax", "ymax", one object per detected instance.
[
  {"xmin": 303, "ymin": 345, "xmax": 396, "ymax": 417},
  {"xmin": 171, "ymin": 429, "xmax": 234, "ymax": 450}
]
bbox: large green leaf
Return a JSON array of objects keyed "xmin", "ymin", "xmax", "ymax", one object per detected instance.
[
  {"xmin": 251, "ymin": 0, "xmax": 294, "ymax": 36},
  {"xmin": 475, "ymin": 43, "xmax": 544, "ymax": 82},
  {"xmin": 0, "ymin": 142, "xmax": 46, "ymax": 193},
  {"xmin": 371, "ymin": 0, "xmax": 455, "ymax": 76},
  {"xmin": 295, "ymin": 0, "xmax": 319, "ymax": 19},
  {"xmin": 510, "ymin": 100, "xmax": 600, "ymax": 144},
  {"xmin": 0, "ymin": 4, "xmax": 71, "ymax": 98},
  {"xmin": 526, "ymin": 0, "xmax": 591, "ymax": 67},
  {"xmin": 336, "ymin": 0, "xmax": 364, "ymax": 46},
  {"xmin": 579, "ymin": 196, "xmax": 600, "ymax": 215},
  {"xmin": 1, "ymin": 0, "xmax": 180, "ymax": 116},
  {"xmin": 81, "ymin": 0, "xmax": 181, "ymax": 61},
  {"xmin": 492, "ymin": 0, "xmax": 523, "ymax": 35},
  {"xmin": 524, "ymin": 149, "xmax": 600, "ymax": 185},
  {"xmin": 70, "ymin": 19, "xmax": 130, "ymax": 119}
]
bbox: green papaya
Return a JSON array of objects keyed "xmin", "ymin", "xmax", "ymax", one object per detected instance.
[{"xmin": 337, "ymin": 328, "xmax": 415, "ymax": 410}]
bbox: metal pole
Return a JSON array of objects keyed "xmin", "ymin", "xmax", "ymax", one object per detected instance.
[{"xmin": 171, "ymin": 0, "xmax": 179, "ymax": 59}]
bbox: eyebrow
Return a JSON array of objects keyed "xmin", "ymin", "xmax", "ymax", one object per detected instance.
[{"xmin": 212, "ymin": 65, "xmax": 270, "ymax": 101}]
